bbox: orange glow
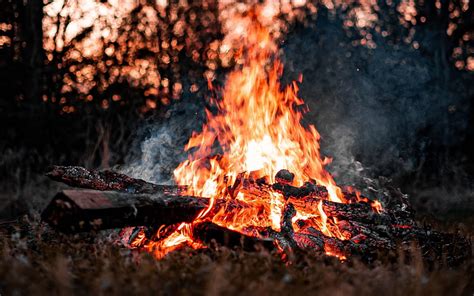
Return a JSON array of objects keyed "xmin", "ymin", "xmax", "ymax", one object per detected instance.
[
  {"xmin": 135, "ymin": 9, "xmax": 383, "ymax": 260},
  {"xmin": 371, "ymin": 200, "xmax": 383, "ymax": 214},
  {"xmin": 144, "ymin": 223, "xmax": 204, "ymax": 259},
  {"xmin": 175, "ymin": 16, "xmax": 343, "ymax": 203}
]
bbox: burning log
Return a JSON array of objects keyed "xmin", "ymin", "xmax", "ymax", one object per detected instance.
[
  {"xmin": 42, "ymin": 189, "xmax": 395, "ymax": 234},
  {"xmin": 265, "ymin": 203, "xmax": 298, "ymax": 253},
  {"xmin": 289, "ymin": 197, "xmax": 393, "ymax": 224},
  {"xmin": 42, "ymin": 166, "xmax": 471, "ymax": 265},
  {"xmin": 125, "ymin": 222, "xmax": 276, "ymax": 252},
  {"xmin": 193, "ymin": 222, "xmax": 275, "ymax": 251},
  {"xmin": 41, "ymin": 189, "xmax": 247, "ymax": 232},
  {"xmin": 229, "ymin": 177, "xmax": 401, "ymax": 226},
  {"xmin": 46, "ymin": 166, "xmax": 398, "ymax": 229}
]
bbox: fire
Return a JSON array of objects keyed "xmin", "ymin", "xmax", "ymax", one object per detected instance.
[
  {"xmin": 136, "ymin": 11, "xmax": 381, "ymax": 260},
  {"xmin": 144, "ymin": 223, "xmax": 204, "ymax": 260},
  {"xmin": 175, "ymin": 18, "xmax": 343, "ymax": 203}
]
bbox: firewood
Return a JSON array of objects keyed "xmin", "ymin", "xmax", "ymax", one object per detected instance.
[
  {"xmin": 46, "ymin": 165, "xmax": 186, "ymax": 194},
  {"xmin": 263, "ymin": 203, "xmax": 298, "ymax": 254},
  {"xmin": 288, "ymin": 196, "xmax": 395, "ymax": 225},
  {"xmin": 46, "ymin": 166, "xmax": 400, "ymax": 229},
  {"xmin": 293, "ymin": 221, "xmax": 471, "ymax": 265},
  {"xmin": 42, "ymin": 189, "xmax": 398, "ymax": 235},
  {"xmin": 232, "ymin": 180, "xmax": 399, "ymax": 225},
  {"xmin": 42, "ymin": 166, "xmax": 471, "ymax": 265},
  {"xmin": 193, "ymin": 222, "xmax": 275, "ymax": 251},
  {"xmin": 41, "ymin": 189, "xmax": 247, "ymax": 232}
]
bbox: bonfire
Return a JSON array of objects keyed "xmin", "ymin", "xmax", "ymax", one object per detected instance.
[{"xmin": 42, "ymin": 13, "xmax": 469, "ymax": 265}]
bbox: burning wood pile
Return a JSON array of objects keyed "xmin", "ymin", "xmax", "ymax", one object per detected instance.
[
  {"xmin": 42, "ymin": 15, "xmax": 470, "ymax": 265},
  {"xmin": 42, "ymin": 165, "xmax": 470, "ymax": 265}
]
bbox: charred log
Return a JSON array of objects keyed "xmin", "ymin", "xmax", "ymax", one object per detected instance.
[
  {"xmin": 193, "ymin": 222, "xmax": 275, "ymax": 251},
  {"xmin": 41, "ymin": 189, "xmax": 247, "ymax": 232},
  {"xmin": 265, "ymin": 203, "xmax": 298, "ymax": 253},
  {"xmin": 46, "ymin": 165, "xmax": 186, "ymax": 195},
  {"xmin": 42, "ymin": 166, "xmax": 471, "ymax": 265}
]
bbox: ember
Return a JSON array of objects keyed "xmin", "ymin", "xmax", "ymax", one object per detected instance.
[{"xmin": 43, "ymin": 164, "xmax": 470, "ymax": 265}]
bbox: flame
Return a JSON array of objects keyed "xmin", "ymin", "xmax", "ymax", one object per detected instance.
[
  {"xmin": 144, "ymin": 223, "xmax": 204, "ymax": 259},
  {"xmin": 138, "ymin": 11, "xmax": 381, "ymax": 259},
  {"xmin": 175, "ymin": 17, "xmax": 343, "ymax": 203}
]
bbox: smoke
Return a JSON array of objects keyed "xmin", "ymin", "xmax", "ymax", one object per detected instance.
[
  {"xmin": 125, "ymin": 6, "xmax": 473, "ymax": 215},
  {"xmin": 123, "ymin": 96, "xmax": 207, "ymax": 184},
  {"xmin": 281, "ymin": 12, "xmax": 473, "ymax": 214}
]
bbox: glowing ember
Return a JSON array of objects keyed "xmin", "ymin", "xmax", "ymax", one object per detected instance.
[
  {"xmin": 136, "ymin": 12, "xmax": 382, "ymax": 260},
  {"xmin": 144, "ymin": 223, "xmax": 204, "ymax": 260}
]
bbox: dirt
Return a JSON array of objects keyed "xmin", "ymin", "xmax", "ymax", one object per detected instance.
[{"xmin": 0, "ymin": 215, "xmax": 472, "ymax": 296}]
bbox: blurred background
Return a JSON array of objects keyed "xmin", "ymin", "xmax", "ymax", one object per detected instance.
[{"xmin": 0, "ymin": 0, "xmax": 473, "ymax": 220}]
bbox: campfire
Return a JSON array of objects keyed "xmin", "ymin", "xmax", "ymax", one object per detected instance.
[{"xmin": 42, "ymin": 16, "xmax": 469, "ymax": 265}]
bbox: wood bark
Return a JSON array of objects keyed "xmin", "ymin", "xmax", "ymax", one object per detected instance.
[
  {"xmin": 42, "ymin": 189, "xmax": 246, "ymax": 232},
  {"xmin": 47, "ymin": 165, "xmax": 187, "ymax": 194}
]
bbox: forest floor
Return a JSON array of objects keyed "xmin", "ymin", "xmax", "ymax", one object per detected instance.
[{"xmin": 0, "ymin": 214, "xmax": 472, "ymax": 296}]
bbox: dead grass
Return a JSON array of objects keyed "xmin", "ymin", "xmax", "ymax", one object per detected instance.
[{"xmin": 0, "ymin": 216, "xmax": 472, "ymax": 296}]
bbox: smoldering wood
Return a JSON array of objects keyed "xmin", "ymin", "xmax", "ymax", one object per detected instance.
[
  {"xmin": 274, "ymin": 203, "xmax": 298, "ymax": 250},
  {"xmin": 235, "ymin": 175, "xmax": 413, "ymax": 225},
  {"xmin": 41, "ymin": 189, "xmax": 247, "ymax": 232},
  {"xmin": 228, "ymin": 179, "xmax": 401, "ymax": 225},
  {"xmin": 46, "ymin": 165, "xmax": 187, "ymax": 194},
  {"xmin": 42, "ymin": 166, "xmax": 471, "ymax": 265},
  {"xmin": 193, "ymin": 222, "xmax": 275, "ymax": 251},
  {"xmin": 260, "ymin": 203, "xmax": 299, "ymax": 255},
  {"xmin": 125, "ymin": 222, "xmax": 276, "ymax": 252},
  {"xmin": 292, "ymin": 221, "xmax": 471, "ymax": 265},
  {"xmin": 45, "ymin": 166, "xmax": 400, "ymax": 230},
  {"xmin": 42, "ymin": 189, "xmax": 395, "ymax": 234}
]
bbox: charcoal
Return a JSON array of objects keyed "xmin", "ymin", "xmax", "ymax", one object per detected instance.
[{"xmin": 275, "ymin": 169, "xmax": 294, "ymax": 184}]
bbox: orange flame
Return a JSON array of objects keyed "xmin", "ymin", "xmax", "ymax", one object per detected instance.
[
  {"xmin": 140, "ymin": 11, "xmax": 381, "ymax": 259},
  {"xmin": 144, "ymin": 223, "xmax": 204, "ymax": 260},
  {"xmin": 175, "ymin": 17, "xmax": 343, "ymax": 203}
]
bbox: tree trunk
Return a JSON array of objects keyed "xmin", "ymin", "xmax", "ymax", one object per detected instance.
[{"xmin": 22, "ymin": 0, "xmax": 44, "ymax": 104}]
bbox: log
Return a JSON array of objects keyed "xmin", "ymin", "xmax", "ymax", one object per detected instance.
[
  {"xmin": 42, "ymin": 166, "xmax": 470, "ymax": 265},
  {"xmin": 42, "ymin": 189, "xmax": 390, "ymax": 233},
  {"xmin": 288, "ymin": 196, "xmax": 396, "ymax": 225},
  {"xmin": 193, "ymin": 222, "xmax": 275, "ymax": 251},
  {"xmin": 262, "ymin": 203, "xmax": 298, "ymax": 253},
  {"xmin": 46, "ymin": 166, "xmax": 399, "ymax": 230},
  {"xmin": 46, "ymin": 165, "xmax": 186, "ymax": 194},
  {"xmin": 233, "ymin": 182, "xmax": 396, "ymax": 225},
  {"xmin": 261, "ymin": 202, "xmax": 372, "ymax": 257},
  {"xmin": 46, "ymin": 166, "xmax": 397, "ymax": 223},
  {"xmin": 226, "ymin": 173, "xmax": 397, "ymax": 224},
  {"xmin": 124, "ymin": 222, "xmax": 276, "ymax": 252},
  {"xmin": 41, "ymin": 189, "xmax": 247, "ymax": 233}
]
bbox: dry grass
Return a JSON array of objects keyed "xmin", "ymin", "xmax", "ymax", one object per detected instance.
[{"xmin": 0, "ymin": 215, "xmax": 472, "ymax": 296}]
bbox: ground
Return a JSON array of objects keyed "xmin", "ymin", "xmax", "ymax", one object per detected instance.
[{"xmin": 0, "ymin": 214, "xmax": 472, "ymax": 296}]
